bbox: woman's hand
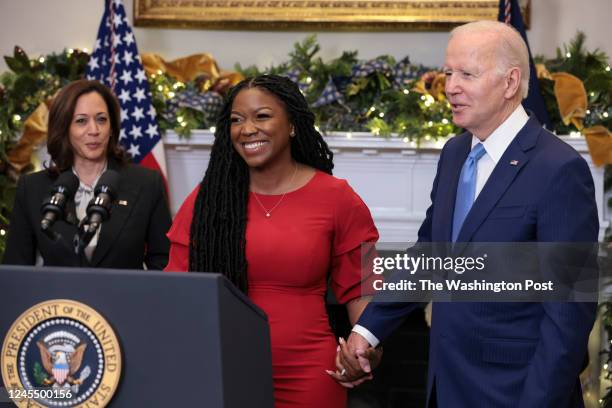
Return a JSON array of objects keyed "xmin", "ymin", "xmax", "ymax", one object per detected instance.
[{"xmin": 326, "ymin": 335, "xmax": 383, "ymax": 388}]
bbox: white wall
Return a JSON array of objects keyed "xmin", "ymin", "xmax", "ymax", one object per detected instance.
[
  {"xmin": 530, "ymin": 0, "xmax": 612, "ymax": 60},
  {"xmin": 1, "ymin": 0, "xmax": 610, "ymax": 75}
]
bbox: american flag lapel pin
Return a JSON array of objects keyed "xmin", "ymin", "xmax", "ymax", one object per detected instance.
[{"xmin": 510, "ymin": 160, "xmax": 519, "ymax": 166}]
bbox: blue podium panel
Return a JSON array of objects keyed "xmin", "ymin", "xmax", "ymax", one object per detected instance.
[{"xmin": 0, "ymin": 266, "xmax": 273, "ymax": 408}]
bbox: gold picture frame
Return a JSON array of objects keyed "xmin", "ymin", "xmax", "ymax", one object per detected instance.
[{"xmin": 134, "ymin": 0, "xmax": 530, "ymax": 31}]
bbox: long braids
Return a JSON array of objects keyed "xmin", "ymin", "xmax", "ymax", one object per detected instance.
[{"xmin": 189, "ymin": 75, "xmax": 334, "ymax": 293}]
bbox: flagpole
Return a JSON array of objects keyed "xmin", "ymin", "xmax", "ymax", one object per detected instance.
[{"xmin": 109, "ymin": 0, "xmax": 117, "ymax": 92}]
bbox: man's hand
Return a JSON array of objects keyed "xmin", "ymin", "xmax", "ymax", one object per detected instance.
[{"xmin": 326, "ymin": 332, "xmax": 382, "ymax": 388}]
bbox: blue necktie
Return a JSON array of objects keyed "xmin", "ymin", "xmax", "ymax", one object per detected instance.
[{"xmin": 452, "ymin": 143, "xmax": 486, "ymax": 242}]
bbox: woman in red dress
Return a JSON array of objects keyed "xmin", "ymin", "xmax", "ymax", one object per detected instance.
[{"xmin": 165, "ymin": 75, "xmax": 379, "ymax": 407}]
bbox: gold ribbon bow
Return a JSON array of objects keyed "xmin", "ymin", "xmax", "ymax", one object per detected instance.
[
  {"xmin": 413, "ymin": 71, "xmax": 447, "ymax": 101},
  {"xmin": 141, "ymin": 53, "xmax": 243, "ymax": 92},
  {"xmin": 550, "ymin": 72, "xmax": 587, "ymax": 130},
  {"xmin": 582, "ymin": 126, "xmax": 612, "ymax": 167},
  {"xmin": 538, "ymin": 68, "xmax": 611, "ymax": 166},
  {"xmin": 6, "ymin": 98, "xmax": 53, "ymax": 172}
]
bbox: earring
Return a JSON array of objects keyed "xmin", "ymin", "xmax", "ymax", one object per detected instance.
[{"xmin": 290, "ymin": 129, "xmax": 296, "ymax": 137}]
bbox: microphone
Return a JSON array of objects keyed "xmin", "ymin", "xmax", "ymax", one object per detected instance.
[
  {"xmin": 85, "ymin": 169, "xmax": 120, "ymax": 234},
  {"xmin": 40, "ymin": 171, "xmax": 79, "ymax": 236}
]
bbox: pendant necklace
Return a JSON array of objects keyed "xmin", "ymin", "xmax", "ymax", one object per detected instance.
[{"xmin": 252, "ymin": 163, "xmax": 298, "ymax": 218}]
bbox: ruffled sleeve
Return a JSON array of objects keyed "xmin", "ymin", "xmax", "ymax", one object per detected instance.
[
  {"xmin": 330, "ymin": 180, "xmax": 379, "ymax": 304},
  {"xmin": 164, "ymin": 186, "xmax": 200, "ymax": 272}
]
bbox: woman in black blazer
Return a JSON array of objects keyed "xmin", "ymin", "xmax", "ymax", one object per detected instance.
[{"xmin": 3, "ymin": 80, "xmax": 171, "ymax": 269}]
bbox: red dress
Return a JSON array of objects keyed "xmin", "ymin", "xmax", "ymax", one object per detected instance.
[{"xmin": 165, "ymin": 171, "xmax": 379, "ymax": 407}]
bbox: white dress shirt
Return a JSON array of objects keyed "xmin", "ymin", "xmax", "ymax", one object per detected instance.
[
  {"xmin": 473, "ymin": 105, "xmax": 529, "ymax": 198},
  {"xmin": 353, "ymin": 104, "xmax": 530, "ymax": 347}
]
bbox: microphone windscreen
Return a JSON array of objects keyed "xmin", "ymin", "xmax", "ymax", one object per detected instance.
[
  {"xmin": 54, "ymin": 171, "xmax": 80, "ymax": 199},
  {"xmin": 94, "ymin": 169, "xmax": 120, "ymax": 199}
]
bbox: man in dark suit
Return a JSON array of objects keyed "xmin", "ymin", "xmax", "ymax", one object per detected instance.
[{"xmin": 336, "ymin": 21, "xmax": 599, "ymax": 407}]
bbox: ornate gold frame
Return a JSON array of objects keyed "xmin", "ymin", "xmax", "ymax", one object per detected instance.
[{"xmin": 134, "ymin": 1, "xmax": 530, "ymax": 31}]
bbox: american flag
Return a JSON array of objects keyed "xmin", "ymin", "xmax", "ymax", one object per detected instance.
[{"xmin": 85, "ymin": 0, "xmax": 167, "ymax": 178}]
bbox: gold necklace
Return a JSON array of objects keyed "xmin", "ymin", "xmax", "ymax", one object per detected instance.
[{"xmin": 251, "ymin": 163, "xmax": 298, "ymax": 218}]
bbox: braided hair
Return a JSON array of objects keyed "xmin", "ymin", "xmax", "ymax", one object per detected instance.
[{"xmin": 189, "ymin": 75, "xmax": 334, "ymax": 293}]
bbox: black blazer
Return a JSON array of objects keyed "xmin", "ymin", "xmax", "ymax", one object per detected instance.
[{"xmin": 3, "ymin": 161, "xmax": 171, "ymax": 270}]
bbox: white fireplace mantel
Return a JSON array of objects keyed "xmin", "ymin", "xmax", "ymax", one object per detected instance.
[{"xmin": 164, "ymin": 131, "xmax": 609, "ymax": 243}]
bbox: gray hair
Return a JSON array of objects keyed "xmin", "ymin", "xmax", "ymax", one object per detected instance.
[{"xmin": 450, "ymin": 20, "xmax": 530, "ymax": 99}]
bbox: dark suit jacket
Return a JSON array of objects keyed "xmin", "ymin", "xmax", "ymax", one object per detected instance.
[
  {"xmin": 3, "ymin": 161, "xmax": 171, "ymax": 270},
  {"xmin": 358, "ymin": 116, "xmax": 599, "ymax": 408}
]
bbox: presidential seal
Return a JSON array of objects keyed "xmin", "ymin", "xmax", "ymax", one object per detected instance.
[{"xmin": 1, "ymin": 299, "xmax": 121, "ymax": 407}]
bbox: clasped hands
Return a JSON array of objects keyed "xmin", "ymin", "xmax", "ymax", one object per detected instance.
[{"xmin": 326, "ymin": 332, "xmax": 382, "ymax": 388}]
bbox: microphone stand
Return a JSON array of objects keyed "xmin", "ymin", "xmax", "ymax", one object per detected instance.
[
  {"xmin": 72, "ymin": 169, "xmax": 119, "ymax": 267},
  {"xmin": 41, "ymin": 224, "xmax": 61, "ymax": 241},
  {"xmin": 36, "ymin": 224, "xmax": 81, "ymax": 267},
  {"xmin": 73, "ymin": 218, "xmax": 99, "ymax": 267}
]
